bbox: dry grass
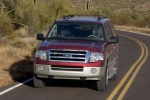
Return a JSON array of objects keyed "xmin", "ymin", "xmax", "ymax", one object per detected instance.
[
  {"xmin": 0, "ymin": 46, "xmax": 18, "ymax": 87},
  {"xmin": 115, "ymin": 25, "xmax": 150, "ymax": 35},
  {"xmin": 0, "ymin": 36, "xmax": 38, "ymax": 88}
]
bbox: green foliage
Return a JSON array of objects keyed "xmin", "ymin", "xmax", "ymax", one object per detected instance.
[
  {"xmin": 0, "ymin": 0, "xmax": 149, "ymax": 39},
  {"xmin": 0, "ymin": 1, "xmax": 14, "ymax": 38},
  {"xmin": 144, "ymin": 14, "xmax": 150, "ymax": 27},
  {"xmin": 50, "ymin": 0, "xmax": 74, "ymax": 21},
  {"xmin": 111, "ymin": 12, "xmax": 133, "ymax": 26},
  {"xmin": 0, "ymin": 0, "xmax": 74, "ymax": 37}
]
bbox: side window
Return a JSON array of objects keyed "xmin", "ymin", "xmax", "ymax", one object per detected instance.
[
  {"xmin": 48, "ymin": 24, "xmax": 57, "ymax": 37},
  {"xmin": 104, "ymin": 23, "xmax": 113, "ymax": 40},
  {"xmin": 97, "ymin": 26, "xmax": 104, "ymax": 41},
  {"xmin": 108, "ymin": 21, "xmax": 117, "ymax": 37},
  {"xmin": 106, "ymin": 22, "xmax": 113, "ymax": 37},
  {"xmin": 103, "ymin": 24, "xmax": 109, "ymax": 40}
]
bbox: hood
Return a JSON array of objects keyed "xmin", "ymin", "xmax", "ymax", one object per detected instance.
[{"xmin": 38, "ymin": 39, "xmax": 104, "ymax": 52}]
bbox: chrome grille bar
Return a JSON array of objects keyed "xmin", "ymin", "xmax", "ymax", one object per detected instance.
[{"xmin": 49, "ymin": 49, "xmax": 89, "ymax": 63}]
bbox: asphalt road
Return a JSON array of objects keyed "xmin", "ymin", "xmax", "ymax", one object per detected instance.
[{"xmin": 0, "ymin": 31, "xmax": 150, "ymax": 100}]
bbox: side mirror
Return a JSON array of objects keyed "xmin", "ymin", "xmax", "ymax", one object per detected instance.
[
  {"xmin": 108, "ymin": 37, "xmax": 119, "ymax": 44},
  {"xmin": 37, "ymin": 34, "xmax": 45, "ymax": 41}
]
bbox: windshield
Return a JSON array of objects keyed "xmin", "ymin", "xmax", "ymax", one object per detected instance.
[{"xmin": 46, "ymin": 22, "xmax": 104, "ymax": 41}]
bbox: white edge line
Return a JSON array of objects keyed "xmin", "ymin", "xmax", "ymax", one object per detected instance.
[{"xmin": 0, "ymin": 78, "xmax": 33, "ymax": 96}]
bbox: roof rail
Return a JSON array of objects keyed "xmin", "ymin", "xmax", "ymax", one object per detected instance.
[
  {"xmin": 63, "ymin": 15, "xmax": 74, "ymax": 20},
  {"xmin": 98, "ymin": 16, "xmax": 107, "ymax": 21}
]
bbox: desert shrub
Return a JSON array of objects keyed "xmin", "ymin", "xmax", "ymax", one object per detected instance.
[
  {"xmin": 133, "ymin": 19, "xmax": 147, "ymax": 27},
  {"xmin": 0, "ymin": 0, "xmax": 149, "ymax": 37},
  {"xmin": 6, "ymin": 46, "xmax": 18, "ymax": 57},
  {"xmin": 9, "ymin": 0, "xmax": 51, "ymax": 34},
  {"xmin": 111, "ymin": 12, "xmax": 133, "ymax": 26},
  {"xmin": 128, "ymin": 13, "xmax": 150, "ymax": 28},
  {"xmin": 1, "ymin": 0, "xmax": 74, "ymax": 35},
  {"xmin": 11, "ymin": 40, "xmax": 27, "ymax": 48},
  {"xmin": 0, "ymin": 15, "xmax": 14, "ymax": 38},
  {"xmin": 0, "ymin": 1, "xmax": 14, "ymax": 38},
  {"xmin": 14, "ymin": 27, "xmax": 28, "ymax": 37},
  {"xmin": 144, "ymin": 14, "xmax": 150, "ymax": 27},
  {"xmin": 49, "ymin": 0, "xmax": 75, "ymax": 20}
]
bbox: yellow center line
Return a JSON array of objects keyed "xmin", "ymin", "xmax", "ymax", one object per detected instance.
[
  {"xmin": 107, "ymin": 34, "xmax": 146, "ymax": 100},
  {"xmin": 117, "ymin": 40, "xmax": 149, "ymax": 100}
]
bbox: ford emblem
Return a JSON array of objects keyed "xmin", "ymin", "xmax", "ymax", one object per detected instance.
[{"xmin": 63, "ymin": 54, "xmax": 72, "ymax": 58}]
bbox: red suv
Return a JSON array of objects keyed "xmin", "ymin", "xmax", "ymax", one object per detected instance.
[{"xmin": 34, "ymin": 15, "xmax": 119, "ymax": 91}]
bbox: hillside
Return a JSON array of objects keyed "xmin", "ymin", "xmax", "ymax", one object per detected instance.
[{"xmin": 73, "ymin": 0, "xmax": 150, "ymax": 14}]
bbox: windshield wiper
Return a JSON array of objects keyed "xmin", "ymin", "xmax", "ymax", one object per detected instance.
[
  {"xmin": 83, "ymin": 38, "xmax": 99, "ymax": 42},
  {"xmin": 46, "ymin": 37, "xmax": 68, "ymax": 40},
  {"xmin": 46, "ymin": 37, "xmax": 100, "ymax": 42},
  {"xmin": 70, "ymin": 37, "xmax": 99, "ymax": 42}
]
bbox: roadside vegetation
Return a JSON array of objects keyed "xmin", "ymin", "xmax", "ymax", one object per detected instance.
[{"xmin": 0, "ymin": 0, "xmax": 149, "ymax": 87}]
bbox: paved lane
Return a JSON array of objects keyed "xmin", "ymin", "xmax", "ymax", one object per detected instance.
[
  {"xmin": 118, "ymin": 31, "xmax": 150, "ymax": 100},
  {"xmin": 0, "ymin": 31, "xmax": 149, "ymax": 100}
]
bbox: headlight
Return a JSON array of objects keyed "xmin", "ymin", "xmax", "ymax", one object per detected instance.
[
  {"xmin": 35, "ymin": 50, "xmax": 47, "ymax": 60},
  {"xmin": 89, "ymin": 52, "xmax": 104, "ymax": 62}
]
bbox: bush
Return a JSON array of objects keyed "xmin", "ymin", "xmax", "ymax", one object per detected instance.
[
  {"xmin": 144, "ymin": 15, "xmax": 150, "ymax": 27},
  {"xmin": 1, "ymin": 0, "xmax": 75, "ymax": 35},
  {"xmin": 0, "ymin": 15, "xmax": 14, "ymax": 38},
  {"xmin": 0, "ymin": 2, "xmax": 14, "ymax": 38},
  {"xmin": 11, "ymin": 40, "xmax": 27, "ymax": 48},
  {"xmin": 111, "ymin": 12, "xmax": 133, "ymax": 26},
  {"xmin": 0, "ymin": 0, "xmax": 149, "ymax": 38}
]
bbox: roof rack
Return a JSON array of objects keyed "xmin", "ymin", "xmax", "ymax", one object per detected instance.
[
  {"xmin": 98, "ymin": 16, "xmax": 107, "ymax": 21},
  {"xmin": 63, "ymin": 15, "xmax": 107, "ymax": 21},
  {"xmin": 63, "ymin": 15, "xmax": 74, "ymax": 20}
]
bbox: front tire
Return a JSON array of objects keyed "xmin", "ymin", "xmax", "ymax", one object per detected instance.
[
  {"xmin": 95, "ymin": 67, "xmax": 109, "ymax": 91},
  {"xmin": 33, "ymin": 74, "xmax": 45, "ymax": 88}
]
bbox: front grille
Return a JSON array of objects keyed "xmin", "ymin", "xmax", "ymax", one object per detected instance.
[
  {"xmin": 51, "ymin": 66, "xmax": 83, "ymax": 72},
  {"xmin": 49, "ymin": 49, "xmax": 89, "ymax": 63}
]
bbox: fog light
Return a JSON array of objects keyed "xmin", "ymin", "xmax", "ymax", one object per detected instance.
[
  {"xmin": 38, "ymin": 66, "xmax": 44, "ymax": 71},
  {"xmin": 91, "ymin": 68, "xmax": 97, "ymax": 74}
]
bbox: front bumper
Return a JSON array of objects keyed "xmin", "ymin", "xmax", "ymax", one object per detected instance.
[{"xmin": 34, "ymin": 64, "xmax": 105, "ymax": 80}]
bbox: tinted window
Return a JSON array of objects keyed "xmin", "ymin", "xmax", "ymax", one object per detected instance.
[
  {"xmin": 104, "ymin": 22, "xmax": 113, "ymax": 40},
  {"xmin": 47, "ymin": 22, "xmax": 104, "ymax": 41},
  {"xmin": 108, "ymin": 21, "xmax": 117, "ymax": 37}
]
